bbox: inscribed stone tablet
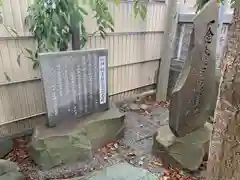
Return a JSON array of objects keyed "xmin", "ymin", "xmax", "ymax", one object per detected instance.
[
  {"xmin": 169, "ymin": 0, "xmax": 218, "ymax": 137},
  {"xmin": 39, "ymin": 49, "xmax": 109, "ymax": 127}
]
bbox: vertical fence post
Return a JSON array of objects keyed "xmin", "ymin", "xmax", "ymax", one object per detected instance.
[
  {"xmin": 216, "ymin": 0, "xmax": 225, "ymax": 69},
  {"xmin": 71, "ymin": 14, "xmax": 81, "ymax": 50},
  {"xmin": 71, "ymin": 26, "xmax": 81, "ymax": 50},
  {"xmin": 156, "ymin": 0, "xmax": 179, "ymax": 102}
]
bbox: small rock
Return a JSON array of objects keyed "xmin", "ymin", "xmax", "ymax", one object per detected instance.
[
  {"xmin": 129, "ymin": 160, "xmax": 135, "ymax": 165},
  {"xmin": 140, "ymin": 124, "xmax": 144, "ymax": 128},
  {"xmin": 90, "ymin": 168, "xmax": 94, "ymax": 172},
  {"xmin": 139, "ymin": 161, "xmax": 144, "ymax": 166},
  {"xmin": 121, "ymin": 102, "xmax": 128, "ymax": 108},
  {"xmin": 140, "ymin": 104, "xmax": 149, "ymax": 110},
  {"xmin": 113, "ymin": 143, "xmax": 118, "ymax": 149},
  {"xmin": 126, "ymin": 152, "xmax": 136, "ymax": 160},
  {"xmin": 135, "ymin": 97, "xmax": 141, "ymax": 103},
  {"xmin": 129, "ymin": 103, "xmax": 141, "ymax": 111},
  {"xmin": 120, "ymin": 103, "xmax": 129, "ymax": 112}
]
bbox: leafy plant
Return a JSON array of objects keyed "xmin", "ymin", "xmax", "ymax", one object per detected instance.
[
  {"xmin": 195, "ymin": 0, "xmax": 211, "ymax": 12},
  {"xmin": 195, "ymin": 0, "xmax": 240, "ymax": 12},
  {"xmin": 0, "ymin": 0, "xmax": 147, "ymax": 69},
  {"xmin": 25, "ymin": 0, "xmax": 147, "ymax": 68}
]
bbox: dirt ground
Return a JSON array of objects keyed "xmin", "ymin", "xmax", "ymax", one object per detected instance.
[{"xmin": 5, "ymin": 100, "xmax": 202, "ymax": 180}]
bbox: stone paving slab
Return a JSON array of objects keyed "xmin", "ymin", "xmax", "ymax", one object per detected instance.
[{"xmin": 89, "ymin": 163, "xmax": 158, "ymax": 180}]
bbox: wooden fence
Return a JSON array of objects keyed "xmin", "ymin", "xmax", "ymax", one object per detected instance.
[{"xmin": 0, "ymin": 0, "xmax": 166, "ymax": 137}]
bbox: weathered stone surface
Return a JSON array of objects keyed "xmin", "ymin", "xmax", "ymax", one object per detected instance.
[
  {"xmin": 89, "ymin": 163, "xmax": 158, "ymax": 180},
  {"xmin": 55, "ymin": 163, "xmax": 158, "ymax": 180},
  {"xmin": 29, "ymin": 107, "xmax": 125, "ymax": 169},
  {"xmin": 169, "ymin": 0, "xmax": 218, "ymax": 137},
  {"xmin": 152, "ymin": 122, "xmax": 213, "ymax": 171},
  {"xmin": 0, "ymin": 159, "xmax": 19, "ymax": 175},
  {"xmin": 39, "ymin": 49, "xmax": 109, "ymax": 127},
  {"xmin": 128, "ymin": 103, "xmax": 150, "ymax": 111},
  {"xmin": 0, "ymin": 139, "xmax": 13, "ymax": 158},
  {"xmin": 129, "ymin": 103, "xmax": 141, "ymax": 111},
  {"xmin": 0, "ymin": 172, "xmax": 25, "ymax": 180},
  {"xmin": 0, "ymin": 159, "xmax": 24, "ymax": 180}
]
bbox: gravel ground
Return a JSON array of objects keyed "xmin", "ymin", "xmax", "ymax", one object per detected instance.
[{"xmin": 4, "ymin": 99, "xmax": 201, "ymax": 180}]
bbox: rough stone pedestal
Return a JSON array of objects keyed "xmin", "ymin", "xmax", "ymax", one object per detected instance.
[
  {"xmin": 29, "ymin": 107, "xmax": 125, "ymax": 170},
  {"xmin": 0, "ymin": 159, "xmax": 24, "ymax": 180},
  {"xmin": 152, "ymin": 122, "xmax": 213, "ymax": 171}
]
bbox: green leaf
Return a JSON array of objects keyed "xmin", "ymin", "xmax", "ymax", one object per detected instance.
[
  {"xmin": 110, "ymin": 26, "xmax": 114, "ymax": 32},
  {"xmin": 24, "ymin": 0, "xmax": 147, "ymax": 68},
  {"xmin": 9, "ymin": 27, "xmax": 18, "ymax": 37},
  {"xmin": 100, "ymin": 30, "xmax": 107, "ymax": 39},
  {"xmin": 27, "ymin": 56, "xmax": 34, "ymax": 62},
  {"xmin": 17, "ymin": 54, "xmax": 21, "ymax": 66},
  {"xmin": 25, "ymin": 48, "xmax": 34, "ymax": 56},
  {"xmin": 78, "ymin": 6, "xmax": 88, "ymax": 15},
  {"xmin": 140, "ymin": 5, "xmax": 147, "ymax": 20},
  {"xmin": 81, "ymin": 24, "xmax": 87, "ymax": 48},
  {"xmin": 0, "ymin": 14, "xmax": 3, "ymax": 24},
  {"xmin": 114, "ymin": 0, "xmax": 120, "ymax": 5},
  {"xmin": 133, "ymin": 1, "xmax": 139, "ymax": 18},
  {"xmin": 4, "ymin": 72, "xmax": 11, "ymax": 82},
  {"xmin": 52, "ymin": 12, "xmax": 60, "ymax": 25},
  {"xmin": 33, "ymin": 61, "xmax": 39, "ymax": 69},
  {"xmin": 62, "ymin": 13, "xmax": 70, "ymax": 26}
]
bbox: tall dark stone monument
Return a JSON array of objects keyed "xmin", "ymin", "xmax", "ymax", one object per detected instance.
[
  {"xmin": 153, "ymin": 1, "xmax": 218, "ymax": 171},
  {"xmin": 169, "ymin": 12, "xmax": 218, "ymax": 138},
  {"xmin": 39, "ymin": 49, "xmax": 109, "ymax": 127}
]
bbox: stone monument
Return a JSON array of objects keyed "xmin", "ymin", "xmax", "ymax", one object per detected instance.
[
  {"xmin": 29, "ymin": 49, "xmax": 125, "ymax": 169},
  {"xmin": 153, "ymin": 1, "xmax": 218, "ymax": 171},
  {"xmin": 39, "ymin": 49, "xmax": 109, "ymax": 127}
]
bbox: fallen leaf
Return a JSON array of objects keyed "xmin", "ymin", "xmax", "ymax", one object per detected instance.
[
  {"xmin": 151, "ymin": 161, "xmax": 163, "ymax": 167},
  {"xmin": 113, "ymin": 143, "xmax": 118, "ymax": 149}
]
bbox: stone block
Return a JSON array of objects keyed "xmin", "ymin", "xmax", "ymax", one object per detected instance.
[
  {"xmin": 0, "ymin": 159, "xmax": 24, "ymax": 180},
  {"xmin": 152, "ymin": 122, "xmax": 213, "ymax": 171},
  {"xmin": 0, "ymin": 139, "xmax": 13, "ymax": 158},
  {"xmin": 29, "ymin": 107, "xmax": 125, "ymax": 170}
]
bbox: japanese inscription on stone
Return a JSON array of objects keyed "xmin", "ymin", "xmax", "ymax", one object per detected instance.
[
  {"xmin": 169, "ymin": 0, "xmax": 218, "ymax": 137},
  {"xmin": 39, "ymin": 49, "xmax": 109, "ymax": 127}
]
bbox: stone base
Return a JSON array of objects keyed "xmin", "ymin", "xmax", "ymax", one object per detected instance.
[
  {"xmin": 152, "ymin": 122, "xmax": 213, "ymax": 171},
  {"xmin": 29, "ymin": 107, "xmax": 125, "ymax": 170},
  {"xmin": 0, "ymin": 159, "xmax": 24, "ymax": 180},
  {"xmin": 0, "ymin": 139, "xmax": 13, "ymax": 158}
]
